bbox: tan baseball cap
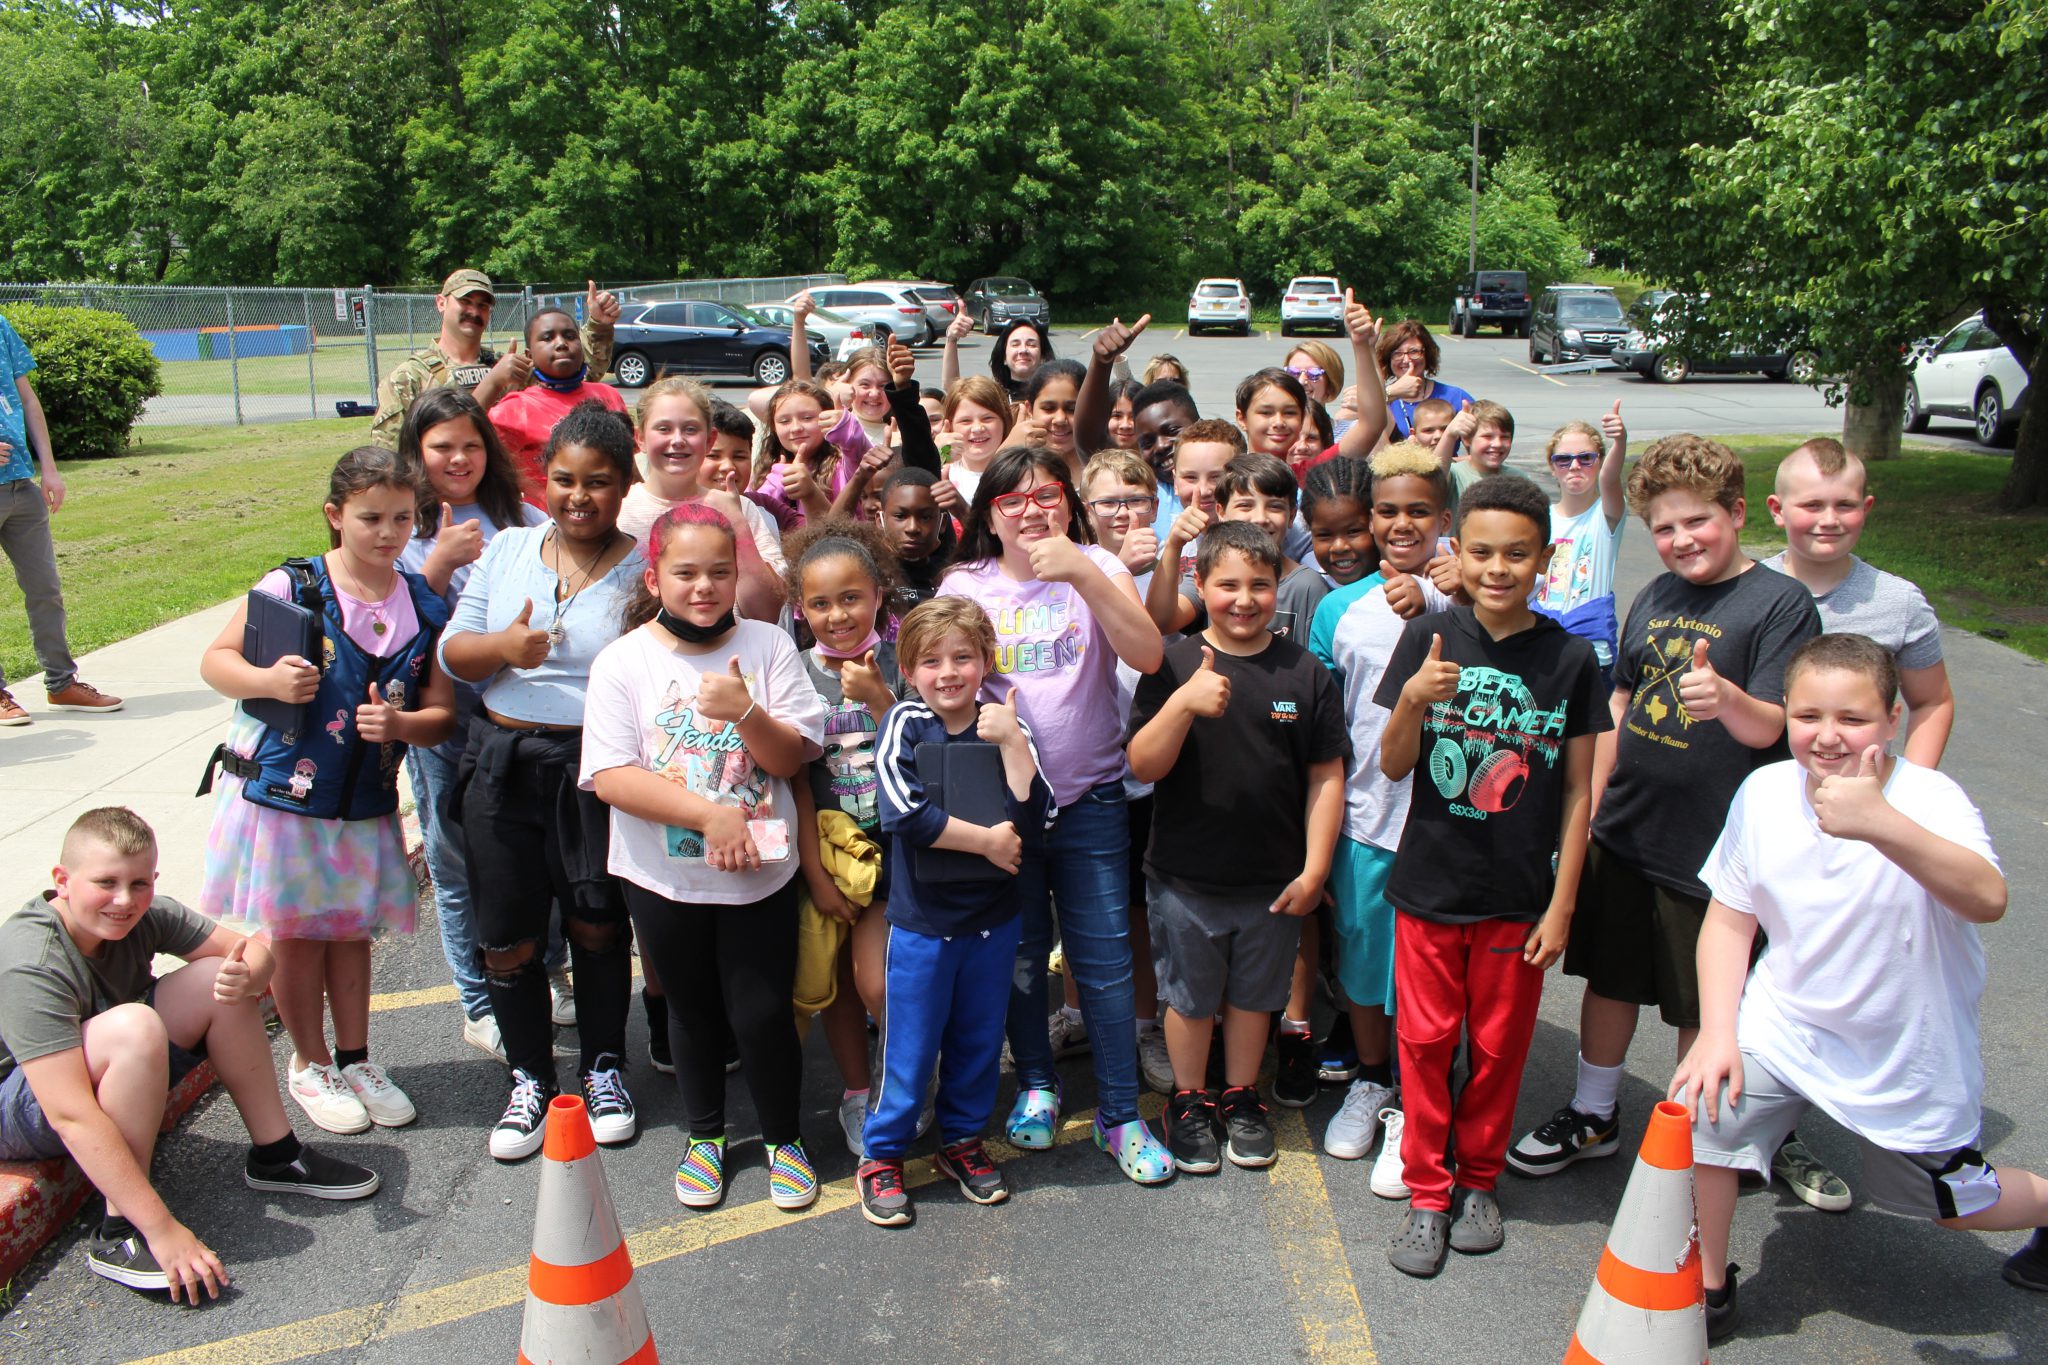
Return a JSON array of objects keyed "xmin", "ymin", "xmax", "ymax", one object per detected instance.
[{"xmin": 440, "ymin": 268, "xmax": 495, "ymax": 301}]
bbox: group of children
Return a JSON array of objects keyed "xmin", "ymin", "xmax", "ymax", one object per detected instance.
[{"xmin": 1, "ymin": 308, "xmax": 2041, "ymax": 1342}]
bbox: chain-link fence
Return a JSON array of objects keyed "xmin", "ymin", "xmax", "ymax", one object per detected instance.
[{"xmin": 0, "ymin": 275, "xmax": 845, "ymax": 428}]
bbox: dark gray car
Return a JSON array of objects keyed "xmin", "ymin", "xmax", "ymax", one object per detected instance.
[
  {"xmin": 1450, "ymin": 270, "xmax": 1531, "ymax": 337},
  {"xmin": 1528, "ymin": 286, "xmax": 1628, "ymax": 364},
  {"xmin": 963, "ymin": 277, "xmax": 1051, "ymax": 332}
]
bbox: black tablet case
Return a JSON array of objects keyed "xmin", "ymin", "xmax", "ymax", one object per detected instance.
[
  {"xmin": 242, "ymin": 586, "xmax": 321, "ymax": 738},
  {"xmin": 912, "ymin": 740, "xmax": 1012, "ymax": 883}
]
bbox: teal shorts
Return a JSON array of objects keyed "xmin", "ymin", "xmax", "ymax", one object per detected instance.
[{"xmin": 1328, "ymin": 837, "xmax": 1398, "ymax": 1010}]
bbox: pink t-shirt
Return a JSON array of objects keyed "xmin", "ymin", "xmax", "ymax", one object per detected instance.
[
  {"xmin": 257, "ymin": 564, "xmax": 419, "ymax": 655},
  {"xmin": 488, "ymin": 381, "xmax": 629, "ymax": 500},
  {"xmin": 937, "ymin": 543, "xmax": 1133, "ymax": 807}
]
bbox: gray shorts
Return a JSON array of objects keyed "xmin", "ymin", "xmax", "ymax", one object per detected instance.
[
  {"xmin": 1693, "ymin": 1048, "xmax": 2001, "ymax": 1221},
  {"xmin": 1148, "ymin": 878, "xmax": 1304, "ymax": 1019},
  {"xmin": 0, "ymin": 990, "xmax": 208, "ymax": 1163}
]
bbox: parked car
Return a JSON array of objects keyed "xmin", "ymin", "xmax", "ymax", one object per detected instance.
[
  {"xmin": 1279, "ymin": 276, "xmax": 1344, "ymax": 335},
  {"xmin": 874, "ymin": 281, "xmax": 962, "ymax": 341},
  {"xmin": 1528, "ymin": 285, "xmax": 1629, "ymax": 364},
  {"xmin": 749, "ymin": 301, "xmax": 868, "ymax": 362},
  {"xmin": 1450, "ymin": 270, "xmax": 1532, "ymax": 337},
  {"xmin": 1905, "ymin": 311, "xmax": 2030, "ymax": 446},
  {"xmin": 1611, "ymin": 292, "xmax": 1822, "ymax": 384},
  {"xmin": 798, "ymin": 283, "xmax": 935, "ymax": 346},
  {"xmin": 608, "ymin": 299, "xmax": 827, "ymax": 388},
  {"xmin": 1188, "ymin": 278, "xmax": 1252, "ymax": 336},
  {"xmin": 961, "ymin": 277, "xmax": 1052, "ymax": 332}
]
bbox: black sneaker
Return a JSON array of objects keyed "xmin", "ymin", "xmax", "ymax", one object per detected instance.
[
  {"xmin": 1166, "ymin": 1089, "xmax": 1222, "ymax": 1174},
  {"xmin": 644, "ymin": 991, "xmax": 675, "ymax": 1075},
  {"xmin": 582, "ymin": 1055, "xmax": 637, "ymax": 1145},
  {"xmin": 1706, "ymin": 1263, "xmax": 1740, "ymax": 1343},
  {"xmin": 857, "ymin": 1159, "xmax": 913, "ymax": 1227},
  {"xmin": 2003, "ymin": 1230, "xmax": 2048, "ymax": 1291},
  {"xmin": 245, "ymin": 1144, "xmax": 381, "ymax": 1199},
  {"xmin": 1316, "ymin": 1015, "xmax": 1361, "ymax": 1083},
  {"xmin": 1273, "ymin": 1030, "xmax": 1317, "ymax": 1109},
  {"xmin": 489, "ymin": 1068, "xmax": 555, "ymax": 1162},
  {"xmin": 1220, "ymin": 1085, "xmax": 1277, "ymax": 1168},
  {"xmin": 1506, "ymin": 1103, "xmax": 1620, "ymax": 1177},
  {"xmin": 933, "ymin": 1138, "xmax": 1009, "ymax": 1205},
  {"xmin": 87, "ymin": 1226, "xmax": 170, "ymax": 1291}
]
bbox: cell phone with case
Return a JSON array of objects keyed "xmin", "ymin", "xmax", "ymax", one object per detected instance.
[{"xmin": 665, "ymin": 818, "xmax": 790, "ymax": 863}]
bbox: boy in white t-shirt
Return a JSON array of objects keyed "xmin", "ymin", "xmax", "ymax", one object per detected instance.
[
  {"xmin": 1532, "ymin": 403, "xmax": 1627, "ymax": 672},
  {"xmin": 1670, "ymin": 633, "xmax": 2046, "ymax": 1344}
]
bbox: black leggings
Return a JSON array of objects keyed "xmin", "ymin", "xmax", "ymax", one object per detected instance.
[
  {"xmin": 457, "ymin": 719, "xmax": 630, "ymax": 1078},
  {"xmin": 624, "ymin": 879, "xmax": 802, "ymax": 1145}
]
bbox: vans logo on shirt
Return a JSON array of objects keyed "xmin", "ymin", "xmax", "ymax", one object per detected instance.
[{"xmin": 1270, "ymin": 701, "xmax": 1298, "ymax": 723}]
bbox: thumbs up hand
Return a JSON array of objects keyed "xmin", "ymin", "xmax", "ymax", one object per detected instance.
[
  {"xmin": 1678, "ymin": 637, "xmax": 1727, "ymax": 720},
  {"xmin": 356, "ymin": 680, "xmax": 398, "ymax": 743},
  {"xmin": 841, "ymin": 648, "xmax": 894, "ymax": 713},
  {"xmin": 1600, "ymin": 398, "xmax": 1626, "ymax": 451},
  {"xmin": 213, "ymin": 937, "xmax": 258, "ymax": 1004},
  {"xmin": 1402, "ymin": 633, "xmax": 1462, "ymax": 706},
  {"xmin": 1446, "ymin": 400, "xmax": 1479, "ymax": 443},
  {"xmin": 1177, "ymin": 643, "xmax": 1233, "ymax": 718},
  {"xmin": 1342, "ymin": 289, "xmax": 1380, "ymax": 351},
  {"xmin": 432, "ymin": 502, "xmax": 485, "ymax": 574},
  {"xmin": 492, "ymin": 336, "xmax": 533, "ymax": 390},
  {"xmin": 1812, "ymin": 744, "xmax": 1892, "ymax": 842},
  {"xmin": 886, "ymin": 332, "xmax": 917, "ymax": 387},
  {"xmin": 695, "ymin": 657, "xmax": 754, "ymax": 724},
  {"xmin": 977, "ymin": 688, "xmax": 1024, "ymax": 745},
  {"xmin": 503, "ymin": 597, "xmax": 552, "ymax": 669},
  {"xmin": 587, "ymin": 279, "xmax": 620, "ymax": 327},
  {"xmin": 1092, "ymin": 313, "xmax": 1152, "ymax": 366}
]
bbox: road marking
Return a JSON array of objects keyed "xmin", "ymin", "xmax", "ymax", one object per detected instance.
[
  {"xmin": 1500, "ymin": 357, "xmax": 1568, "ymax": 388},
  {"xmin": 133, "ymin": 1102, "xmax": 1140, "ymax": 1365},
  {"xmin": 366, "ymin": 968, "xmax": 642, "ymax": 1016},
  {"xmin": 1079, "ymin": 327, "xmax": 1101, "ymax": 340},
  {"xmin": 1267, "ymin": 1108, "xmax": 1377, "ymax": 1363},
  {"xmin": 1174, "ymin": 328, "xmax": 1186, "ymax": 339}
]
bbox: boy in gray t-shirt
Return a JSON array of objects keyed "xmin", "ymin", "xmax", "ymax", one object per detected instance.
[
  {"xmin": 1764, "ymin": 436, "xmax": 1954, "ymax": 765},
  {"xmin": 0, "ymin": 809, "xmax": 379, "ymax": 1302}
]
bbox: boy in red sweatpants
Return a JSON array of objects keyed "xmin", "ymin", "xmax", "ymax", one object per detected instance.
[{"xmin": 1371, "ymin": 473, "xmax": 1609, "ymax": 1278}]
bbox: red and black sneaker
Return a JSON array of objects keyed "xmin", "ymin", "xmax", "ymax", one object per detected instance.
[
  {"xmin": 933, "ymin": 1138, "xmax": 1009, "ymax": 1205},
  {"xmin": 857, "ymin": 1158, "xmax": 913, "ymax": 1226}
]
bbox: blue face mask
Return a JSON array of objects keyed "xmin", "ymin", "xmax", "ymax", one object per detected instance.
[{"xmin": 532, "ymin": 363, "xmax": 588, "ymax": 393}]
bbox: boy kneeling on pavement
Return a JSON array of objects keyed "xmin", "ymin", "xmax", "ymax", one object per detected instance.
[{"xmin": 0, "ymin": 808, "xmax": 378, "ymax": 1303}]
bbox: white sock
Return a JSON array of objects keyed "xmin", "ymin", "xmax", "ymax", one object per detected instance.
[
  {"xmin": 1059, "ymin": 1005, "xmax": 1083, "ymax": 1024},
  {"xmin": 1572, "ymin": 1056, "xmax": 1624, "ymax": 1120}
]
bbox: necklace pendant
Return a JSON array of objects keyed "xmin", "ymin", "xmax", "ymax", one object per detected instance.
[
  {"xmin": 372, "ymin": 620, "xmax": 387, "ymax": 636},
  {"xmin": 548, "ymin": 622, "xmax": 567, "ymax": 649}
]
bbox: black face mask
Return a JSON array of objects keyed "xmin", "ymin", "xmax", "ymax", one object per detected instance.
[{"xmin": 655, "ymin": 606, "xmax": 735, "ymax": 644}]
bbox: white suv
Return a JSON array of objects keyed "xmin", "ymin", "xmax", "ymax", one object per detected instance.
[
  {"xmin": 1905, "ymin": 312, "xmax": 2030, "ymax": 446},
  {"xmin": 1280, "ymin": 277, "xmax": 1343, "ymax": 335},
  {"xmin": 1188, "ymin": 278, "xmax": 1251, "ymax": 336}
]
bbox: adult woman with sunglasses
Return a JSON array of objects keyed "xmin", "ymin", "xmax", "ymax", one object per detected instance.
[
  {"xmin": 1375, "ymin": 321, "xmax": 1476, "ymax": 440},
  {"xmin": 937, "ymin": 447, "xmax": 1173, "ymax": 1186}
]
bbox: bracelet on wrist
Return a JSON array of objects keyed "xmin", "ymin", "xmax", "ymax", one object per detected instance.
[{"xmin": 736, "ymin": 699, "xmax": 758, "ymax": 727}]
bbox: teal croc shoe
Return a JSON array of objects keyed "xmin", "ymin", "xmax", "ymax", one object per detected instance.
[
  {"xmin": 1005, "ymin": 1084, "xmax": 1062, "ymax": 1149},
  {"xmin": 1096, "ymin": 1116, "xmax": 1175, "ymax": 1184}
]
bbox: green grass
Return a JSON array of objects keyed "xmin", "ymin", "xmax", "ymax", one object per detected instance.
[
  {"xmin": 150, "ymin": 332, "xmax": 525, "ymax": 398},
  {"xmin": 0, "ymin": 420, "xmax": 366, "ymax": 685},
  {"xmin": 1727, "ymin": 437, "xmax": 2048, "ymax": 662}
]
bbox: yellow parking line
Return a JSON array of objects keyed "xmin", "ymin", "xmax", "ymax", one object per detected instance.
[
  {"xmin": 1500, "ymin": 358, "xmax": 1568, "ymax": 387},
  {"xmin": 133, "ymin": 1103, "xmax": 1130, "ymax": 1365},
  {"xmin": 1079, "ymin": 327, "xmax": 1102, "ymax": 340},
  {"xmin": 1174, "ymin": 328, "xmax": 1186, "ymax": 339},
  {"xmin": 367, "ymin": 969, "xmax": 642, "ymax": 1016},
  {"xmin": 1267, "ymin": 1108, "xmax": 1377, "ymax": 1363}
]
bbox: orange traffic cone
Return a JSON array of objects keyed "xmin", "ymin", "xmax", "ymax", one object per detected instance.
[
  {"xmin": 1563, "ymin": 1100, "xmax": 1709, "ymax": 1364},
  {"xmin": 517, "ymin": 1095, "xmax": 658, "ymax": 1365}
]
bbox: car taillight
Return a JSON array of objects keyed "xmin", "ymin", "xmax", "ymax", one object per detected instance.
[
  {"xmin": 850, "ymin": 329, "xmax": 865, "ymax": 339},
  {"xmin": 941, "ymin": 302, "xmax": 956, "ymax": 311},
  {"xmin": 899, "ymin": 306, "xmax": 920, "ymax": 314},
  {"xmin": 1285, "ymin": 295, "xmax": 1299, "ymax": 302},
  {"xmin": 1522, "ymin": 295, "xmax": 1531, "ymax": 302}
]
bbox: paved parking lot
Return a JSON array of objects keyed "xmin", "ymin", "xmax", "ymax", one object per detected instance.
[{"xmin": 6, "ymin": 331, "xmax": 2041, "ymax": 1364}]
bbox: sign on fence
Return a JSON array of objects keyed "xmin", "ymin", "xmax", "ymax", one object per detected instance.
[
  {"xmin": 333, "ymin": 289, "xmax": 348, "ymax": 322},
  {"xmin": 350, "ymin": 296, "xmax": 366, "ymax": 331}
]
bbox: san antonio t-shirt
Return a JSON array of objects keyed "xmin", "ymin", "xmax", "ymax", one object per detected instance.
[{"xmin": 1372, "ymin": 607, "xmax": 1611, "ymax": 924}]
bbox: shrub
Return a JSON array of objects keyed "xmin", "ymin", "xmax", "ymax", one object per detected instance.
[{"xmin": 0, "ymin": 304, "xmax": 162, "ymax": 460}]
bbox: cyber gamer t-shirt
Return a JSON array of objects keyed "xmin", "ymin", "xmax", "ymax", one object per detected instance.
[{"xmin": 1372, "ymin": 607, "xmax": 1611, "ymax": 924}]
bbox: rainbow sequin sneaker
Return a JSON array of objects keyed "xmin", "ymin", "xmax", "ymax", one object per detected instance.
[
  {"xmin": 1004, "ymin": 1083, "xmax": 1063, "ymax": 1150},
  {"xmin": 674, "ymin": 1135, "xmax": 726, "ymax": 1209},
  {"xmin": 767, "ymin": 1140, "xmax": 819, "ymax": 1210},
  {"xmin": 1095, "ymin": 1116, "xmax": 1175, "ymax": 1184}
]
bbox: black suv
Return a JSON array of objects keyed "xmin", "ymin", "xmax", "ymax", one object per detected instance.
[
  {"xmin": 1528, "ymin": 286, "xmax": 1628, "ymax": 364},
  {"xmin": 962, "ymin": 277, "xmax": 1051, "ymax": 331},
  {"xmin": 1450, "ymin": 270, "xmax": 1531, "ymax": 336}
]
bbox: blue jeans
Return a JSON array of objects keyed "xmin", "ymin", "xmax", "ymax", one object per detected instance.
[
  {"xmin": 865, "ymin": 917, "xmax": 1021, "ymax": 1160},
  {"xmin": 408, "ymin": 745, "xmax": 490, "ymax": 1019},
  {"xmin": 1007, "ymin": 782, "xmax": 1140, "ymax": 1127}
]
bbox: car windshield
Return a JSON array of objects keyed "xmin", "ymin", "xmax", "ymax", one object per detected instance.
[
  {"xmin": 910, "ymin": 287, "xmax": 954, "ymax": 303},
  {"xmin": 1559, "ymin": 295, "xmax": 1624, "ymax": 322},
  {"xmin": 1293, "ymin": 279, "xmax": 1337, "ymax": 293},
  {"xmin": 725, "ymin": 303, "xmax": 769, "ymax": 326},
  {"xmin": 984, "ymin": 279, "xmax": 1036, "ymax": 298},
  {"xmin": 1198, "ymin": 283, "xmax": 1240, "ymax": 297},
  {"xmin": 1478, "ymin": 273, "xmax": 1526, "ymax": 292}
]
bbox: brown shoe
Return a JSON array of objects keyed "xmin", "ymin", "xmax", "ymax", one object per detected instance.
[
  {"xmin": 0, "ymin": 688, "xmax": 29, "ymax": 726},
  {"xmin": 45, "ymin": 680, "xmax": 124, "ymax": 713}
]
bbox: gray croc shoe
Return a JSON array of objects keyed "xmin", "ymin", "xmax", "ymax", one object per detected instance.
[
  {"xmin": 1449, "ymin": 1186, "xmax": 1505, "ymax": 1254},
  {"xmin": 1389, "ymin": 1208, "xmax": 1452, "ymax": 1277}
]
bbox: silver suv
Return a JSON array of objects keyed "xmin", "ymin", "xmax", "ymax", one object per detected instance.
[{"xmin": 798, "ymin": 283, "xmax": 935, "ymax": 346}]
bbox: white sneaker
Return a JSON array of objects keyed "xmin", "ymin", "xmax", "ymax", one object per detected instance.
[
  {"xmin": 549, "ymin": 970, "xmax": 577, "ymax": 1027},
  {"xmin": 288, "ymin": 1058, "xmax": 371, "ymax": 1135},
  {"xmin": 1136, "ymin": 1027, "xmax": 1175, "ymax": 1095},
  {"xmin": 1323, "ymin": 1079, "xmax": 1396, "ymax": 1159},
  {"xmin": 580, "ymin": 1056, "xmax": 636, "ymax": 1146},
  {"xmin": 491, "ymin": 1070, "xmax": 553, "ymax": 1161},
  {"xmin": 462, "ymin": 1012, "xmax": 505, "ymax": 1061},
  {"xmin": 341, "ymin": 1061, "xmax": 418, "ymax": 1127},
  {"xmin": 839, "ymin": 1092, "xmax": 869, "ymax": 1158},
  {"xmin": 1369, "ymin": 1107, "xmax": 1409, "ymax": 1199},
  {"xmin": 1047, "ymin": 1010, "xmax": 1089, "ymax": 1059}
]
